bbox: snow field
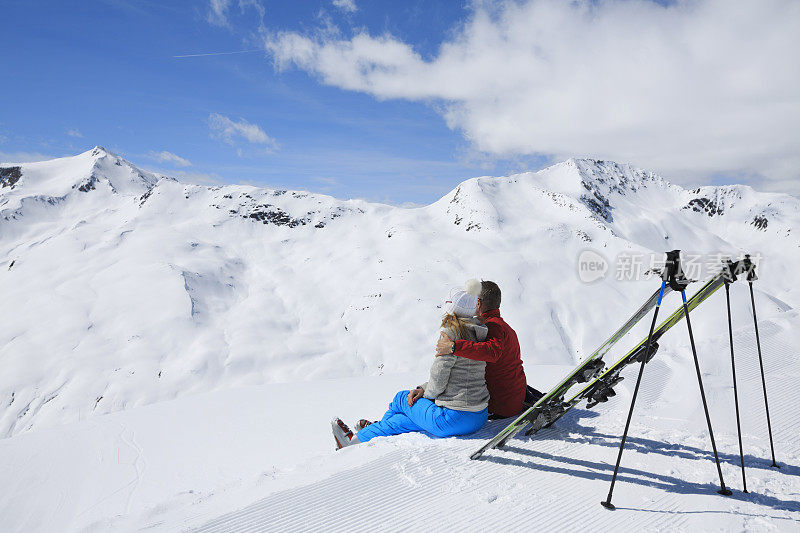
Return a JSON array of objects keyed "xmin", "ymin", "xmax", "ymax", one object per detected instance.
[
  {"xmin": 2, "ymin": 149, "xmax": 797, "ymax": 439},
  {"xmin": 0, "ymin": 314, "xmax": 796, "ymax": 531},
  {"xmin": 183, "ymin": 315, "xmax": 800, "ymax": 532},
  {"xmin": 2, "ymin": 149, "xmax": 800, "ymax": 530}
]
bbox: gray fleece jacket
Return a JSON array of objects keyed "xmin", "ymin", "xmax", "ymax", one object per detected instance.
[{"xmin": 419, "ymin": 317, "xmax": 490, "ymax": 412}]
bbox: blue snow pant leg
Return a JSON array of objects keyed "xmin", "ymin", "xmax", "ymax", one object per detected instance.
[{"xmin": 356, "ymin": 390, "xmax": 488, "ymax": 443}]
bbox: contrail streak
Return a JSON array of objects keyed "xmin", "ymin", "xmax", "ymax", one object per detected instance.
[{"xmin": 173, "ymin": 49, "xmax": 262, "ymax": 58}]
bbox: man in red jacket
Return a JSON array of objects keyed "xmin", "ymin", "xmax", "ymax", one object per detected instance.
[{"xmin": 436, "ymin": 280, "xmax": 528, "ymax": 418}]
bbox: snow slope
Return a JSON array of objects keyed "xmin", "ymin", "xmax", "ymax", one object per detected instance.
[
  {"xmin": 1, "ymin": 148, "xmax": 799, "ymax": 531},
  {"xmin": 1, "ymin": 311, "xmax": 798, "ymax": 531},
  {"xmin": 1, "ymin": 148, "xmax": 797, "ymax": 439}
]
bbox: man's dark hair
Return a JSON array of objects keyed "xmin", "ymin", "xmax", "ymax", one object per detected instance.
[{"xmin": 479, "ymin": 280, "xmax": 501, "ymax": 311}]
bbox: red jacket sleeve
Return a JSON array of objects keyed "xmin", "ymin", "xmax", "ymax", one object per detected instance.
[{"xmin": 453, "ymin": 321, "xmax": 504, "ymax": 363}]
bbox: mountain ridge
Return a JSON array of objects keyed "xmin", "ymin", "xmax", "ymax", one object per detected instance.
[
  {"xmin": 2, "ymin": 149, "xmax": 797, "ymax": 245},
  {"xmin": 3, "ymin": 148, "xmax": 796, "ymax": 210}
]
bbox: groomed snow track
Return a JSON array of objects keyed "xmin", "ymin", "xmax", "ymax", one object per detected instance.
[{"xmin": 190, "ymin": 319, "xmax": 800, "ymax": 532}]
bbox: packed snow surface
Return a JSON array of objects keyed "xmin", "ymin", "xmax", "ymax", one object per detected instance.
[{"xmin": 1, "ymin": 148, "xmax": 798, "ymax": 531}]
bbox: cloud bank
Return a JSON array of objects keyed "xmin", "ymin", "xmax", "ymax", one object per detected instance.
[
  {"xmin": 263, "ymin": 0, "xmax": 800, "ymax": 189},
  {"xmin": 0, "ymin": 151, "xmax": 55, "ymax": 164},
  {"xmin": 208, "ymin": 113, "xmax": 277, "ymax": 152},
  {"xmin": 149, "ymin": 150, "xmax": 192, "ymax": 167}
]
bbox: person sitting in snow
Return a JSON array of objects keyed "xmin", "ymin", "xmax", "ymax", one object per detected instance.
[
  {"xmin": 332, "ymin": 280, "xmax": 491, "ymax": 449},
  {"xmin": 435, "ymin": 280, "xmax": 532, "ymax": 419}
]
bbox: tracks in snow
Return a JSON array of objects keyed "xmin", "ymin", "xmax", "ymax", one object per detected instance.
[
  {"xmin": 189, "ymin": 317, "xmax": 800, "ymax": 532},
  {"xmin": 190, "ymin": 421, "xmax": 795, "ymax": 532}
]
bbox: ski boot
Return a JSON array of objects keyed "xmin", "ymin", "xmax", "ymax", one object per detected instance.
[{"xmin": 331, "ymin": 418, "xmax": 356, "ymax": 450}]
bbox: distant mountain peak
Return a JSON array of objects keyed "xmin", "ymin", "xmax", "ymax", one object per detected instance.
[
  {"xmin": 78, "ymin": 146, "xmax": 119, "ymax": 162},
  {"xmin": 0, "ymin": 147, "xmax": 158, "ymax": 203},
  {"xmin": 90, "ymin": 146, "xmax": 110, "ymax": 157},
  {"xmin": 85, "ymin": 149, "xmax": 158, "ymax": 195},
  {"xmin": 525, "ymin": 158, "xmax": 670, "ymax": 224},
  {"xmin": 682, "ymin": 184, "xmax": 752, "ymax": 218},
  {"xmin": 567, "ymin": 158, "xmax": 667, "ymax": 191}
]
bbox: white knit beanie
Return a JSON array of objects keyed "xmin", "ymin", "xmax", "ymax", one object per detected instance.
[{"xmin": 444, "ymin": 279, "xmax": 482, "ymax": 318}]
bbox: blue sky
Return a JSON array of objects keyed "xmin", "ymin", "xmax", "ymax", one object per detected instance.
[
  {"xmin": 2, "ymin": 1, "xmax": 798, "ymax": 201},
  {"xmin": 0, "ymin": 0, "xmax": 547, "ymax": 205}
]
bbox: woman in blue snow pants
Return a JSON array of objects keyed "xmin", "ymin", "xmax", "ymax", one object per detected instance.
[
  {"xmin": 332, "ymin": 283, "xmax": 492, "ymax": 449},
  {"xmin": 357, "ymin": 390, "xmax": 488, "ymax": 442},
  {"xmin": 354, "ymin": 284, "xmax": 492, "ymax": 443}
]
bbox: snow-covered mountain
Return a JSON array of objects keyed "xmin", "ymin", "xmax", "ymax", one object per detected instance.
[
  {"xmin": 1, "ymin": 147, "xmax": 797, "ymax": 439},
  {"xmin": 3, "ymin": 148, "xmax": 800, "ymax": 532}
]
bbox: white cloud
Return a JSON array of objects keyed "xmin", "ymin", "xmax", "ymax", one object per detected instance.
[
  {"xmin": 332, "ymin": 0, "xmax": 357, "ymax": 13},
  {"xmin": 264, "ymin": 0, "xmax": 800, "ymax": 189},
  {"xmin": 168, "ymin": 169, "xmax": 222, "ymax": 186},
  {"xmin": 149, "ymin": 150, "xmax": 192, "ymax": 167},
  {"xmin": 239, "ymin": 0, "xmax": 265, "ymax": 24},
  {"xmin": 207, "ymin": 0, "xmax": 232, "ymax": 27},
  {"xmin": 208, "ymin": 113, "xmax": 277, "ymax": 150},
  {"xmin": 140, "ymin": 165, "xmax": 222, "ymax": 186},
  {"xmin": 207, "ymin": 0, "xmax": 265, "ymax": 29},
  {"xmin": 67, "ymin": 129, "xmax": 83, "ymax": 138},
  {"xmin": 0, "ymin": 151, "xmax": 55, "ymax": 164}
]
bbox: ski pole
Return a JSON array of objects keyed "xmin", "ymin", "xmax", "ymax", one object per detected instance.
[
  {"xmin": 601, "ymin": 280, "xmax": 666, "ymax": 511},
  {"xmin": 725, "ymin": 282, "xmax": 748, "ymax": 492},
  {"xmin": 749, "ymin": 279, "xmax": 779, "ymax": 468},
  {"xmin": 683, "ymin": 288, "xmax": 732, "ymax": 496}
]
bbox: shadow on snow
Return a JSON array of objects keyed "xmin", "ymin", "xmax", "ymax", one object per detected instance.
[{"xmin": 469, "ymin": 408, "xmax": 799, "ymax": 515}]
